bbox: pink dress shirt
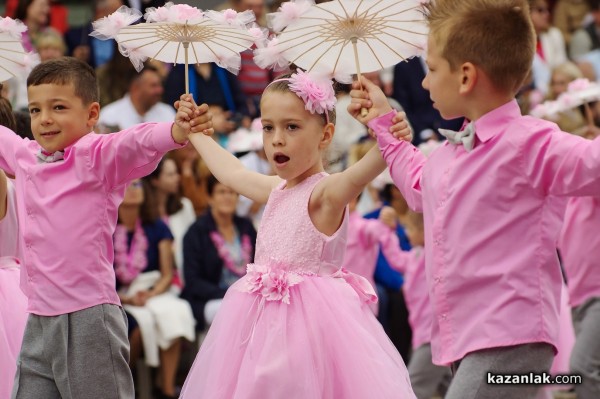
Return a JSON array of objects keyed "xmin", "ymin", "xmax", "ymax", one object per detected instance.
[
  {"xmin": 0, "ymin": 123, "xmax": 182, "ymax": 316},
  {"xmin": 369, "ymin": 100, "xmax": 600, "ymax": 365},
  {"xmin": 558, "ymin": 197, "xmax": 600, "ymax": 308},
  {"xmin": 385, "ymin": 246, "xmax": 432, "ymax": 350}
]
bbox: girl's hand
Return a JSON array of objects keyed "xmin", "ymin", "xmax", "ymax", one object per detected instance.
[{"xmin": 390, "ymin": 111, "xmax": 412, "ymax": 142}]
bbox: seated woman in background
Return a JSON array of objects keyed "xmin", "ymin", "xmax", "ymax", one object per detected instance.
[
  {"xmin": 145, "ymin": 157, "xmax": 197, "ymax": 289},
  {"xmin": 181, "ymin": 174, "xmax": 257, "ymax": 332},
  {"xmin": 115, "ymin": 179, "xmax": 196, "ymax": 399}
]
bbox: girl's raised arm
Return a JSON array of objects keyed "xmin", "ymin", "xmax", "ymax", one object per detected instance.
[{"xmin": 186, "ymin": 103, "xmax": 281, "ymax": 203}]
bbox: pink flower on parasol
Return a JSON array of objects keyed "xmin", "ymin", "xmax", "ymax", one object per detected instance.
[{"xmin": 89, "ymin": 6, "xmax": 142, "ymax": 40}]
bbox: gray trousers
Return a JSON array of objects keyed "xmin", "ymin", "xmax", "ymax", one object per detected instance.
[
  {"xmin": 408, "ymin": 343, "xmax": 452, "ymax": 399},
  {"xmin": 11, "ymin": 304, "xmax": 134, "ymax": 399},
  {"xmin": 570, "ymin": 297, "xmax": 600, "ymax": 399},
  {"xmin": 445, "ymin": 343, "xmax": 554, "ymax": 399}
]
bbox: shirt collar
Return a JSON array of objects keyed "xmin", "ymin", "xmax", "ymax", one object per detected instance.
[{"xmin": 472, "ymin": 99, "xmax": 521, "ymax": 144}]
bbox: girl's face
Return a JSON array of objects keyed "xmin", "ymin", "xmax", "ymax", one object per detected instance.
[
  {"xmin": 27, "ymin": 0, "xmax": 50, "ymax": 26},
  {"xmin": 260, "ymin": 91, "xmax": 332, "ymax": 188},
  {"xmin": 122, "ymin": 180, "xmax": 144, "ymax": 206},
  {"xmin": 209, "ymin": 182, "xmax": 239, "ymax": 216},
  {"xmin": 153, "ymin": 159, "xmax": 180, "ymax": 195}
]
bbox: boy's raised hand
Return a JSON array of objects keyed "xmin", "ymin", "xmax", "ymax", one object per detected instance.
[
  {"xmin": 172, "ymin": 94, "xmax": 214, "ymax": 144},
  {"xmin": 348, "ymin": 76, "xmax": 393, "ymax": 125}
]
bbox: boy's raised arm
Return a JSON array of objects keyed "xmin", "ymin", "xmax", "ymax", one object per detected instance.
[
  {"xmin": 349, "ymin": 76, "xmax": 426, "ymax": 212},
  {"xmin": 0, "ymin": 126, "xmax": 23, "ymax": 176}
]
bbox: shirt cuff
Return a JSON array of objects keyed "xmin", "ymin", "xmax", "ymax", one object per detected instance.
[
  {"xmin": 367, "ymin": 110, "xmax": 397, "ymax": 148},
  {"xmin": 151, "ymin": 122, "xmax": 187, "ymax": 152}
]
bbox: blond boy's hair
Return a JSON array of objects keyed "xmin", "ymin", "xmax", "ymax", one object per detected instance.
[{"xmin": 425, "ymin": 0, "xmax": 535, "ymax": 94}]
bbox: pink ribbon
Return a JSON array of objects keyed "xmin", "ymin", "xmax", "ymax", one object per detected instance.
[{"xmin": 331, "ymin": 268, "xmax": 378, "ymax": 304}]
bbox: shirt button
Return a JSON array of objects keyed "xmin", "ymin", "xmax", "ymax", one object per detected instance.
[
  {"xmin": 440, "ymin": 314, "xmax": 447, "ymax": 320},
  {"xmin": 27, "ymin": 175, "xmax": 32, "ymax": 181},
  {"xmin": 434, "ymin": 276, "xmax": 442, "ymax": 283}
]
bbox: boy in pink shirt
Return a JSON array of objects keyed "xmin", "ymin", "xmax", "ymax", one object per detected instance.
[
  {"xmin": 349, "ymin": 0, "xmax": 600, "ymax": 397},
  {"xmin": 0, "ymin": 57, "xmax": 211, "ymax": 399},
  {"xmin": 386, "ymin": 211, "xmax": 452, "ymax": 399}
]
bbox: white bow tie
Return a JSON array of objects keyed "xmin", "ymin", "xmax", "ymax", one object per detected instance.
[
  {"xmin": 37, "ymin": 149, "xmax": 65, "ymax": 163},
  {"xmin": 439, "ymin": 122, "xmax": 476, "ymax": 152}
]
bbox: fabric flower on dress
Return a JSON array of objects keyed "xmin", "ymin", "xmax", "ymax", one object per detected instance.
[
  {"xmin": 90, "ymin": 5, "xmax": 142, "ymax": 40},
  {"xmin": 0, "ymin": 16, "xmax": 27, "ymax": 39},
  {"xmin": 267, "ymin": 0, "xmax": 314, "ymax": 33},
  {"xmin": 242, "ymin": 264, "xmax": 303, "ymax": 304},
  {"xmin": 288, "ymin": 69, "xmax": 336, "ymax": 115}
]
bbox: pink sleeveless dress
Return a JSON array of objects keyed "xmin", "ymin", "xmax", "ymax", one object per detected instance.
[
  {"xmin": 0, "ymin": 180, "xmax": 28, "ymax": 399},
  {"xmin": 180, "ymin": 173, "xmax": 415, "ymax": 399}
]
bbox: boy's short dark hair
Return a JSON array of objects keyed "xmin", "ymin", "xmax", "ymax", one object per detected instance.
[
  {"xmin": 27, "ymin": 57, "xmax": 100, "ymax": 105},
  {"xmin": 425, "ymin": 0, "xmax": 535, "ymax": 95}
]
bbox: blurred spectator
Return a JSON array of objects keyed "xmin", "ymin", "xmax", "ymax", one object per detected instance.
[
  {"xmin": 35, "ymin": 28, "xmax": 66, "ymax": 61},
  {"xmin": 14, "ymin": 0, "xmax": 51, "ymax": 52},
  {"xmin": 125, "ymin": 0, "xmax": 166, "ymax": 14},
  {"xmin": 64, "ymin": 0, "xmax": 123, "ymax": 68},
  {"xmin": 168, "ymin": 144, "xmax": 210, "ymax": 217},
  {"xmin": 553, "ymin": 0, "xmax": 590, "ymax": 44},
  {"xmin": 569, "ymin": 0, "xmax": 600, "ymax": 59},
  {"xmin": 392, "ymin": 57, "xmax": 463, "ymax": 146},
  {"xmin": 182, "ymin": 174, "xmax": 257, "ymax": 331},
  {"xmin": 547, "ymin": 62, "xmax": 588, "ymax": 135},
  {"xmin": 95, "ymin": 42, "xmax": 139, "ymax": 107},
  {"xmin": 164, "ymin": 63, "xmax": 250, "ymax": 146},
  {"xmin": 144, "ymin": 157, "xmax": 196, "ymax": 285},
  {"xmin": 115, "ymin": 179, "xmax": 195, "ymax": 399},
  {"xmin": 98, "ymin": 64, "xmax": 175, "ymax": 131},
  {"xmin": 6, "ymin": 0, "xmax": 67, "ymax": 33},
  {"xmin": 530, "ymin": 0, "xmax": 569, "ymax": 95}
]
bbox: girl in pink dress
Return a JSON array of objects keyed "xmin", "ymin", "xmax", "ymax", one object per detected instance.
[
  {"xmin": 0, "ymin": 98, "xmax": 28, "ymax": 399},
  {"xmin": 177, "ymin": 70, "xmax": 416, "ymax": 398}
]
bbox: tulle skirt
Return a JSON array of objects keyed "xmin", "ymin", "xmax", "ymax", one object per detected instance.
[
  {"xmin": 0, "ymin": 260, "xmax": 28, "ymax": 399},
  {"xmin": 180, "ymin": 274, "xmax": 415, "ymax": 399}
]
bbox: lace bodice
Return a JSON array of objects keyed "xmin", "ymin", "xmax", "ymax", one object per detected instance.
[{"xmin": 253, "ymin": 172, "xmax": 348, "ymax": 275}]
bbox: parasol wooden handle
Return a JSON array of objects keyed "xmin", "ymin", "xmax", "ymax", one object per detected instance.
[{"xmin": 352, "ymin": 39, "xmax": 368, "ymax": 118}]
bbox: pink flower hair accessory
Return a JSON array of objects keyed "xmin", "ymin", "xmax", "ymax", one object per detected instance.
[
  {"xmin": 0, "ymin": 16, "xmax": 27, "ymax": 39},
  {"xmin": 287, "ymin": 69, "xmax": 336, "ymax": 115},
  {"xmin": 90, "ymin": 5, "xmax": 142, "ymax": 40}
]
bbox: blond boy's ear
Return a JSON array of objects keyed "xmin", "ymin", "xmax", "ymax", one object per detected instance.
[
  {"xmin": 87, "ymin": 102, "xmax": 100, "ymax": 129},
  {"xmin": 458, "ymin": 62, "xmax": 478, "ymax": 95}
]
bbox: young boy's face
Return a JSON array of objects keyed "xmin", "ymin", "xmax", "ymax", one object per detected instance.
[
  {"xmin": 422, "ymin": 35, "xmax": 463, "ymax": 120},
  {"xmin": 28, "ymin": 82, "xmax": 99, "ymax": 153}
]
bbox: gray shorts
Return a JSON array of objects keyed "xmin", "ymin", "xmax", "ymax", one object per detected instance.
[
  {"xmin": 445, "ymin": 343, "xmax": 554, "ymax": 399},
  {"xmin": 571, "ymin": 297, "xmax": 600, "ymax": 399},
  {"xmin": 11, "ymin": 304, "xmax": 134, "ymax": 399}
]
